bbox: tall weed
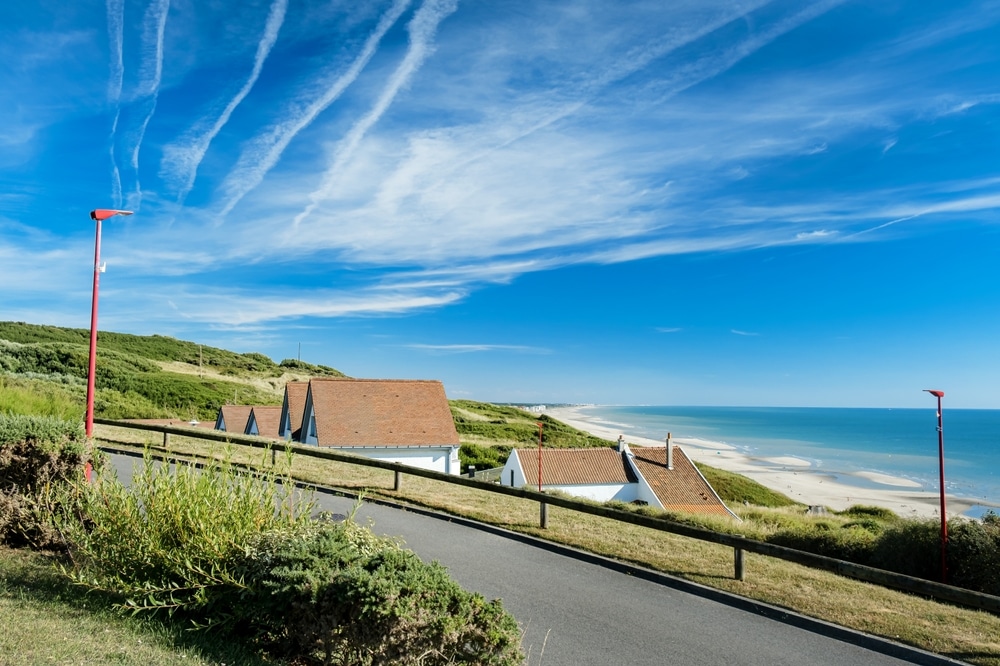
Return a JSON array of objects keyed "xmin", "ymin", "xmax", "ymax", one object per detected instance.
[{"xmin": 59, "ymin": 446, "xmax": 314, "ymax": 618}]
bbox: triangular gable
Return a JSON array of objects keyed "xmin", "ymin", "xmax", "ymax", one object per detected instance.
[
  {"xmin": 216, "ymin": 405, "xmax": 253, "ymax": 434},
  {"xmin": 279, "ymin": 381, "xmax": 308, "ymax": 441},
  {"xmin": 246, "ymin": 406, "xmax": 282, "ymax": 439}
]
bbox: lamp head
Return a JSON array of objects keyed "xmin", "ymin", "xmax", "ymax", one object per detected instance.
[
  {"xmin": 90, "ymin": 209, "xmax": 134, "ymax": 222},
  {"xmin": 924, "ymin": 389, "xmax": 945, "ymax": 398}
]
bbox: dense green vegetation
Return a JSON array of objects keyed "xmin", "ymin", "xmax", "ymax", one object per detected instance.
[
  {"xmin": 451, "ymin": 400, "xmax": 612, "ymax": 448},
  {"xmin": 0, "ymin": 413, "xmax": 97, "ymax": 549},
  {"xmin": 0, "ymin": 321, "xmax": 343, "ymax": 421},
  {"xmin": 3, "ymin": 417, "xmax": 524, "ymax": 665},
  {"xmin": 695, "ymin": 462, "xmax": 803, "ymax": 508},
  {"xmin": 0, "ymin": 321, "xmax": 344, "ymax": 378}
]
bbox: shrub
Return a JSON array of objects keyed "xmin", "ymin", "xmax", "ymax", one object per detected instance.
[
  {"xmin": 0, "ymin": 414, "xmax": 92, "ymax": 548},
  {"xmin": 459, "ymin": 443, "xmax": 512, "ymax": 471},
  {"xmin": 838, "ymin": 505, "xmax": 899, "ymax": 522},
  {"xmin": 869, "ymin": 520, "xmax": 941, "ymax": 580},
  {"xmin": 770, "ymin": 524, "xmax": 877, "ymax": 562},
  {"xmin": 58, "ymin": 447, "xmax": 313, "ymax": 618},
  {"xmin": 947, "ymin": 518, "xmax": 1000, "ymax": 596},
  {"xmin": 238, "ymin": 520, "xmax": 524, "ymax": 666}
]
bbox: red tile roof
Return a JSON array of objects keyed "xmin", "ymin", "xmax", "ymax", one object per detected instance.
[
  {"xmin": 283, "ymin": 381, "xmax": 308, "ymax": 440},
  {"xmin": 629, "ymin": 446, "xmax": 737, "ymax": 518},
  {"xmin": 308, "ymin": 378, "xmax": 459, "ymax": 447},
  {"xmin": 248, "ymin": 405, "xmax": 283, "ymax": 439},
  {"xmin": 515, "ymin": 448, "xmax": 635, "ymax": 486},
  {"xmin": 217, "ymin": 405, "xmax": 253, "ymax": 433}
]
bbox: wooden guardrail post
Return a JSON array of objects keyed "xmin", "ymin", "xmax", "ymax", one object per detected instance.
[
  {"xmin": 163, "ymin": 431, "xmax": 170, "ymax": 448},
  {"xmin": 734, "ymin": 547, "xmax": 745, "ymax": 581},
  {"xmin": 394, "ymin": 470, "xmax": 402, "ymax": 491},
  {"xmin": 540, "ymin": 501, "xmax": 549, "ymax": 528}
]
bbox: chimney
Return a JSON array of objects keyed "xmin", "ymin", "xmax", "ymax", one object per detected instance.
[
  {"xmin": 666, "ymin": 432, "xmax": 673, "ymax": 470},
  {"xmin": 617, "ymin": 435, "xmax": 625, "ymax": 452}
]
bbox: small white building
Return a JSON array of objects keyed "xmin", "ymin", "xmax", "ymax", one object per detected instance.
[{"xmin": 501, "ymin": 441, "xmax": 739, "ymax": 519}]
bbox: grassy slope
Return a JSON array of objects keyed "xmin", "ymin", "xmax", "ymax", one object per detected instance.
[
  {"xmin": 0, "ymin": 547, "xmax": 274, "ymax": 665},
  {"xmin": 0, "ymin": 321, "xmax": 344, "ymax": 421}
]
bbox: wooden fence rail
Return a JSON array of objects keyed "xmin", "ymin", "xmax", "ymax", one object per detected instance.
[{"xmin": 94, "ymin": 418, "xmax": 1000, "ymax": 615}]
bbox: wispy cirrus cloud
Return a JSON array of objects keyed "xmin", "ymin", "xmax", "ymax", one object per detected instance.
[
  {"xmin": 217, "ymin": 0, "xmax": 413, "ymax": 217},
  {"xmin": 404, "ymin": 343, "xmax": 549, "ymax": 354},
  {"xmin": 117, "ymin": 0, "xmax": 170, "ymax": 211},
  {"xmin": 293, "ymin": 0, "xmax": 459, "ymax": 229},
  {"xmin": 160, "ymin": 0, "xmax": 287, "ymax": 204},
  {"xmin": 731, "ymin": 329, "xmax": 760, "ymax": 337}
]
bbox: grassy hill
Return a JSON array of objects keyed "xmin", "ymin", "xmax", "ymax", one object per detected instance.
[{"xmin": 0, "ymin": 321, "xmax": 342, "ymax": 421}]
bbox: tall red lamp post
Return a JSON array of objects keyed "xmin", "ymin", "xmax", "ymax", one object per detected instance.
[
  {"xmin": 85, "ymin": 209, "xmax": 133, "ymax": 437},
  {"xmin": 924, "ymin": 389, "xmax": 948, "ymax": 584}
]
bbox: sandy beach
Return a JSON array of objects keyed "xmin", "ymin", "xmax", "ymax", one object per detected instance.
[{"xmin": 547, "ymin": 406, "xmax": 981, "ymax": 519}]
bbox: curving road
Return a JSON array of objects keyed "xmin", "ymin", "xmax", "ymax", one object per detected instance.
[{"xmin": 106, "ymin": 453, "xmax": 957, "ymax": 666}]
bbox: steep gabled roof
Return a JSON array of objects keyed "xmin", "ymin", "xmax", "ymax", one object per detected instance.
[
  {"xmin": 281, "ymin": 381, "xmax": 308, "ymax": 440},
  {"xmin": 307, "ymin": 378, "xmax": 460, "ymax": 447},
  {"xmin": 515, "ymin": 448, "xmax": 636, "ymax": 486},
  {"xmin": 247, "ymin": 405, "xmax": 282, "ymax": 439},
  {"xmin": 216, "ymin": 405, "xmax": 253, "ymax": 433},
  {"xmin": 630, "ymin": 446, "xmax": 738, "ymax": 519}
]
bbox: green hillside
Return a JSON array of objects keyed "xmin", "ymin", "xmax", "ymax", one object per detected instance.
[{"xmin": 0, "ymin": 321, "xmax": 343, "ymax": 421}]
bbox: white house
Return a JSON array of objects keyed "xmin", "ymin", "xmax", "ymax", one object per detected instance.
[
  {"xmin": 295, "ymin": 378, "xmax": 462, "ymax": 475},
  {"xmin": 501, "ymin": 441, "xmax": 739, "ymax": 519}
]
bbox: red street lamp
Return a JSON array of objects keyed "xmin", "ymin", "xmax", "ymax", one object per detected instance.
[
  {"xmin": 924, "ymin": 389, "xmax": 948, "ymax": 584},
  {"xmin": 85, "ymin": 209, "xmax": 133, "ymax": 438}
]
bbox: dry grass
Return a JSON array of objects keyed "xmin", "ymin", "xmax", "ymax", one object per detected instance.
[
  {"xmin": 97, "ymin": 424, "xmax": 1000, "ymax": 666},
  {"xmin": 157, "ymin": 360, "xmax": 316, "ymax": 397}
]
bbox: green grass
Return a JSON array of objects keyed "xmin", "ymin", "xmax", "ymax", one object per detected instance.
[
  {"xmin": 450, "ymin": 400, "xmax": 614, "ymax": 449},
  {"xmin": 0, "ymin": 547, "xmax": 276, "ymax": 665},
  {"xmin": 695, "ymin": 462, "xmax": 803, "ymax": 508},
  {"xmin": 0, "ymin": 375, "xmax": 84, "ymax": 420}
]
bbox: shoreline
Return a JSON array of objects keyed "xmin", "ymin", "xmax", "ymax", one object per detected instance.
[{"xmin": 547, "ymin": 405, "xmax": 994, "ymax": 519}]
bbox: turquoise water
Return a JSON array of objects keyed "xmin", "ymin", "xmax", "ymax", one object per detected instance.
[{"xmin": 579, "ymin": 406, "xmax": 1000, "ymax": 516}]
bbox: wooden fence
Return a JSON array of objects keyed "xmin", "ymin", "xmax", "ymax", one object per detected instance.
[{"xmin": 94, "ymin": 418, "xmax": 1000, "ymax": 615}]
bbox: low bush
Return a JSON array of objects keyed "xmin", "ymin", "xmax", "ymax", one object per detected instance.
[
  {"xmin": 769, "ymin": 524, "xmax": 878, "ymax": 562},
  {"xmin": 459, "ymin": 442, "xmax": 512, "ymax": 471},
  {"xmin": 236, "ymin": 520, "xmax": 523, "ymax": 666},
  {"xmin": 837, "ymin": 505, "xmax": 900, "ymax": 522},
  {"xmin": 0, "ymin": 414, "xmax": 93, "ymax": 548},
  {"xmin": 947, "ymin": 516, "xmax": 1000, "ymax": 596},
  {"xmin": 869, "ymin": 520, "xmax": 941, "ymax": 581},
  {"xmin": 58, "ymin": 447, "xmax": 313, "ymax": 617},
  {"xmin": 56, "ymin": 451, "xmax": 524, "ymax": 665}
]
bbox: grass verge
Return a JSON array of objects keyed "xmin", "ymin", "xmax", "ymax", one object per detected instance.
[
  {"xmin": 97, "ymin": 424, "xmax": 1000, "ymax": 666},
  {"xmin": 0, "ymin": 547, "xmax": 275, "ymax": 665}
]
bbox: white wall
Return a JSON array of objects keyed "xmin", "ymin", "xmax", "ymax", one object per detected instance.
[{"xmin": 334, "ymin": 447, "xmax": 460, "ymax": 475}]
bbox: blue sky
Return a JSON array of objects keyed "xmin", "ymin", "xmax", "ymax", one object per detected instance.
[{"xmin": 2, "ymin": 0, "xmax": 999, "ymax": 408}]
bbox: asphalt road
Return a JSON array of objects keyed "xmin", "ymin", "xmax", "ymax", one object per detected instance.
[{"xmin": 106, "ymin": 453, "xmax": 954, "ymax": 666}]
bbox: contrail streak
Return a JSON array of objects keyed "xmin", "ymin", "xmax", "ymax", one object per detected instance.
[
  {"xmin": 218, "ymin": 0, "xmax": 413, "ymax": 218},
  {"xmin": 106, "ymin": 0, "xmax": 125, "ymax": 206},
  {"xmin": 162, "ymin": 0, "xmax": 288, "ymax": 204},
  {"xmin": 126, "ymin": 0, "xmax": 170, "ymax": 211},
  {"xmin": 292, "ymin": 0, "xmax": 459, "ymax": 229}
]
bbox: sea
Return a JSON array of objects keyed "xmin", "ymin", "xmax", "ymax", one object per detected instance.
[{"xmin": 576, "ymin": 405, "xmax": 1000, "ymax": 518}]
